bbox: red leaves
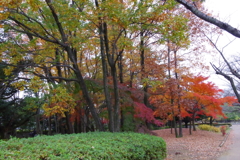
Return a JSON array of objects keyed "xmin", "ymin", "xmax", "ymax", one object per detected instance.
[
  {"xmin": 134, "ymin": 102, "xmax": 163, "ymax": 126},
  {"xmin": 150, "ymin": 74, "xmax": 237, "ymax": 123},
  {"xmin": 182, "ymin": 75, "xmax": 237, "ymax": 119}
]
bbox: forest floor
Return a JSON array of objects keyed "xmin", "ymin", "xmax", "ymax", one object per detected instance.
[{"xmin": 153, "ymin": 128, "xmax": 233, "ymax": 160}]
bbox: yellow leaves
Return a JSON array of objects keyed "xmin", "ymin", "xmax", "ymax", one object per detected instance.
[
  {"xmin": 42, "ymin": 85, "xmax": 76, "ymax": 117},
  {"xmin": 11, "ymin": 80, "xmax": 27, "ymax": 91},
  {"xmin": 26, "ymin": 0, "xmax": 39, "ymax": 11},
  {"xmin": 0, "ymin": 12, "xmax": 10, "ymax": 21},
  {"xmin": 0, "ymin": 0, "xmax": 23, "ymax": 10},
  {"xmin": 28, "ymin": 76, "xmax": 45, "ymax": 92},
  {"xmin": 3, "ymin": 66, "xmax": 14, "ymax": 76}
]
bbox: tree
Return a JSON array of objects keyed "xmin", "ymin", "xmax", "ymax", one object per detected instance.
[
  {"xmin": 1, "ymin": 0, "xmax": 232, "ymax": 135},
  {"xmin": 0, "ymin": 63, "xmax": 37, "ymax": 139},
  {"xmin": 175, "ymin": 0, "xmax": 240, "ymax": 105},
  {"xmin": 182, "ymin": 75, "xmax": 236, "ymax": 131},
  {"xmin": 0, "ymin": 0, "xmax": 105, "ymax": 131}
]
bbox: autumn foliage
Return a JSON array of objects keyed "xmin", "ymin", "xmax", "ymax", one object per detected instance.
[
  {"xmin": 0, "ymin": 0, "xmax": 237, "ymax": 137},
  {"xmin": 150, "ymin": 75, "xmax": 236, "ymax": 125}
]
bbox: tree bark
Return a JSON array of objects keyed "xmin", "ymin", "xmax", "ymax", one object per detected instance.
[
  {"xmin": 98, "ymin": 20, "xmax": 114, "ymax": 132},
  {"xmin": 66, "ymin": 46, "xmax": 104, "ymax": 131},
  {"xmin": 189, "ymin": 120, "xmax": 192, "ymax": 135},
  {"xmin": 192, "ymin": 112, "xmax": 196, "ymax": 131},
  {"xmin": 48, "ymin": 116, "xmax": 52, "ymax": 135},
  {"xmin": 174, "ymin": 50, "xmax": 183, "ymax": 137}
]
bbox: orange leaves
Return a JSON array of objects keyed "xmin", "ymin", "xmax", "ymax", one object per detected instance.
[
  {"xmin": 182, "ymin": 75, "xmax": 237, "ymax": 118},
  {"xmin": 150, "ymin": 74, "xmax": 237, "ymax": 122}
]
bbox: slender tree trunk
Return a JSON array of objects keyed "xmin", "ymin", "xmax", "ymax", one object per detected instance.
[
  {"xmin": 48, "ymin": 116, "xmax": 52, "ymax": 135},
  {"xmin": 174, "ymin": 50, "xmax": 182, "ymax": 137},
  {"xmin": 118, "ymin": 50, "xmax": 124, "ymax": 84},
  {"xmin": 65, "ymin": 112, "xmax": 73, "ymax": 134},
  {"xmin": 54, "ymin": 115, "xmax": 58, "ymax": 134},
  {"xmin": 140, "ymin": 30, "xmax": 150, "ymax": 108},
  {"xmin": 111, "ymin": 64, "xmax": 121, "ymax": 132},
  {"xmin": 173, "ymin": 114, "xmax": 178, "ymax": 138},
  {"xmin": 36, "ymin": 108, "xmax": 41, "ymax": 135},
  {"xmin": 98, "ymin": 21, "xmax": 114, "ymax": 132},
  {"xmin": 210, "ymin": 117, "xmax": 213, "ymax": 126},
  {"xmin": 0, "ymin": 127, "xmax": 5, "ymax": 139},
  {"xmin": 192, "ymin": 113, "xmax": 196, "ymax": 131},
  {"xmin": 189, "ymin": 120, "xmax": 192, "ymax": 135},
  {"xmin": 129, "ymin": 71, "xmax": 134, "ymax": 88},
  {"xmin": 66, "ymin": 46, "xmax": 104, "ymax": 131},
  {"xmin": 102, "ymin": 22, "xmax": 121, "ymax": 132}
]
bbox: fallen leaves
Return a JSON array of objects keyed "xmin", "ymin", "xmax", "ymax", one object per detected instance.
[{"xmin": 153, "ymin": 128, "xmax": 232, "ymax": 160}]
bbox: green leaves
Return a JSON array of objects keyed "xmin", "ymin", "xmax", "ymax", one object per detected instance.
[
  {"xmin": 42, "ymin": 84, "xmax": 76, "ymax": 117},
  {"xmin": 0, "ymin": 132, "xmax": 166, "ymax": 159}
]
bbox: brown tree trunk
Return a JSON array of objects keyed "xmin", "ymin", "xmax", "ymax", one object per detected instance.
[
  {"xmin": 189, "ymin": 120, "xmax": 192, "ymax": 135},
  {"xmin": 98, "ymin": 20, "xmax": 114, "ymax": 132},
  {"xmin": 174, "ymin": 50, "xmax": 183, "ymax": 137},
  {"xmin": 210, "ymin": 117, "xmax": 213, "ymax": 126},
  {"xmin": 48, "ymin": 116, "xmax": 52, "ymax": 135},
  {"xmin": 173, "ymin": 115, "xmax": 178, "ymax": 138},
  {"xmin": 67, "ymin": 46, "xmax": 104, "ymax": 131},
  {"xmin": 192, "ymin": 113, "xmax": 196, "ymax": 131},
  {"xmin": 35, "ymin": 108, "xmax": 41, "ymax": 135},
  {"xmin": 65, "ymin": 112, "xmax": 73, "ymax": 134}
]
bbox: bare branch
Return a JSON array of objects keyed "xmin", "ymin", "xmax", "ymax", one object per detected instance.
[{"xmin": 175, "ymin": 0, "xmax": 240, "ymax": 38}]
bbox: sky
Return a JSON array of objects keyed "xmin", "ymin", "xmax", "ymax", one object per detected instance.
[{"xmin": 202, "ymin": 0, "xmax": 240, "ymax": 91}]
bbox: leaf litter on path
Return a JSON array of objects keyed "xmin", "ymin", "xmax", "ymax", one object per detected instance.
[{"xmin": 153, "ymin": 128, "xmax": 233, "ymax": 160}]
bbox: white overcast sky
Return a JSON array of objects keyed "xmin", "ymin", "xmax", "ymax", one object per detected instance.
[{"xmin": 202, "ymin": 0, "xmax": 240, "ymax": 90}]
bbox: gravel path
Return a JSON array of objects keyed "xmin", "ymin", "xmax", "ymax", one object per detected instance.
[{"xmin": 153, "ymin": 128, "xmax": 233, "ymax": 160}]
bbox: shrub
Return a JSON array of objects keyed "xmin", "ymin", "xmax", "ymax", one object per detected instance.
[
  {"xmin": 220, "ymin": 125, "xmax": 229, "ymax": 136},
  {"xmin": 198, "ymin": 124, "xmax": 220, "ymax": 132},
  {"xmin": 0, "ymin": 132, "xmax": 166, "ymax": 160}
]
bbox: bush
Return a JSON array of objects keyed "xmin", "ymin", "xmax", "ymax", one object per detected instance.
[
  {"xmin": 198, "ymin": 124, "xmax": 220, "ymax": 132},
  {"xmin": 0, "ymin": 132, "xmax": 166, "ymax": 160}
]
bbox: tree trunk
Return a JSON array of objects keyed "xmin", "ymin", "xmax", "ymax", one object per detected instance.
[
  {"xmin": 48, "ymin": 116, "xmax": 52, "ymax": 135},
  {"xmin": 98, "ymin": 21, "xmax": 114, "ymax": 132},
  {"xmin": 192, "ymin": 113, "xmax": 196, "ymax": 131},
  {"xmin": 118, "ymin": 49, "xmax": 124, "ymax": 84},
  {"xmin": 65, "ymin": 112, "xmax": 73, "ymax": 134},
  {"xmin": 210, "ymin": 117, "xmax": 213, "ymax": 126},
  {"xmin": 112, "ymin": 65, "xmax": 121, "ymax": 132},
  {"xmin": 102, "ymin": 21, "xmax": 121, "ymax": 132},
  {"xmin": 174, "ymin": 50, "xmax": 182, "ymax": 137},
  {"xmin": 173, "ymin": 116, "xmax": 178, "ymax": 138},
  {"xmin": 36, "ymin": 108, "xmax": 41, "ymax": 135},
  {"xmin": 66, "ymin": 46, "xmax": 104, "ymax": 131},
  {"xmin": 189, "ymin": 120, "xmax": 192, "ymax": 135}
]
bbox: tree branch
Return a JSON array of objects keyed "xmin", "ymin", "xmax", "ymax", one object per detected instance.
[
  {"xmin": 175, "ymin": 0, "xmax": 240, "ymax": 38},
  {"xmin": 211, "ymin": 63, "xmax": 240, "ymax": 102}
]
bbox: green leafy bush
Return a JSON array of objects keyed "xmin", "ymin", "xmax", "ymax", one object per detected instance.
[
  {"xmin": 0, "ymin": 132, "xmax": 166, "ymax": 160},
  {"xmin": 198, "ymin": 124, "xmax": 220, "ymax": 132}
]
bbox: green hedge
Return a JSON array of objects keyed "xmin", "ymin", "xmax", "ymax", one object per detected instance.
[{"xmin": 0, "ymin": 132, "xmax": 166, "ymax": 160}]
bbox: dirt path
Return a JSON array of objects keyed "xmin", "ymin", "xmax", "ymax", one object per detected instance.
[
  {"xmin": 217, "ymin": 125, "xmax": 240, "ymax": 160},
  {"xmin": 153, "ymin": 128, "xmax": 233, "ymax": 160}
]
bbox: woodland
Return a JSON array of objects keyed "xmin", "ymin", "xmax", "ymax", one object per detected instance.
[{"xmin": 0, "ymin": 0, "xmax": 239, "ymax": 140}]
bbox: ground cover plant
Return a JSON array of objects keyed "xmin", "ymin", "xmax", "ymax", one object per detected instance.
[
  {"xmin": 0, "ymin": 132, "xmax": 166, "ymax": 160},
  {"xmin": 198, "ymin": 124, "xmax": 220, "ymax": 132}
]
